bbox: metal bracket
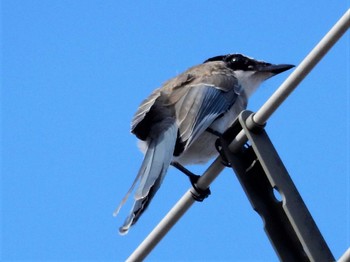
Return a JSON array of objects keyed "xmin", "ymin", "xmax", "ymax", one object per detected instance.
[{"xmin": 219, "ymin": 110, "xmax": 334, "ymax": 262}]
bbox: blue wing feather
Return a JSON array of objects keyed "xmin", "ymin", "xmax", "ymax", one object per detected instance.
[{"xmin": 176, "ymin": 83, "xmax": 239, "ymax": 149}]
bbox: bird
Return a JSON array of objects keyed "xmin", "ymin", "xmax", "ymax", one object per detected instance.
[{"xmin": 115, "ymin": 53, "xmax": 294, "ymax": 235}]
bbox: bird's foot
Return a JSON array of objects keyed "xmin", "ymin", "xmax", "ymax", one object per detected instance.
[
  {"xmin": 170, "ymin": 162, "xmax": 211, "ymax": 202},
  {"xmin": 215, "ymin": 140, "xmax": 232, "ymax": 167},
  {"xmin": 206, "ymin": 128, "xmax": 231, "ymax": 167},
  {"xmin": 189, "ymin": 175, "xmax": 211, "ymax": 202}
]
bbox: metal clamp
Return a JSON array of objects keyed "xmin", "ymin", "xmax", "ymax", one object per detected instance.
[{"xmin": 219, "ymin": 110, "xmax": 334, "ymax": 262}]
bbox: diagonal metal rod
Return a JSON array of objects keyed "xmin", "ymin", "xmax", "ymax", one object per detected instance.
[
  {"xmin": 253, "ymin": 9, "xmax": 350, "ymax": 125},
  {"xmin": 126, "ymin": 9, "xmax": 350, "ymax": 262}
]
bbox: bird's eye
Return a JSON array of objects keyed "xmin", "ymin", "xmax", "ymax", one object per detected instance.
[
  {"xmin": 226, "ymin": 55, "xmax": 256, "ymax": 71},
  {"xmin": 230, "ymin": 56, "xmax": 247, "ymax": 69},
  {"xmin": 231, "ymin": 57, "xmax": 242, "ymax": 64}
]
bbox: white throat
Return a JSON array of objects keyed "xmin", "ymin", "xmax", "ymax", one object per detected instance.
[{"xmin": 234, "ymin": 70, "xmax": 273, "ymax": 98}]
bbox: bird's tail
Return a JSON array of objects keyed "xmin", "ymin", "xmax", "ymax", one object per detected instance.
[{"xmin": 115, "ymin": 122, "xmax": 178, "ymax": 235}]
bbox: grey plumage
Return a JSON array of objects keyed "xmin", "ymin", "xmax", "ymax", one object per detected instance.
[{"xmin": 115, "ymin": 54, "xmax": 294, "ymax": 234}]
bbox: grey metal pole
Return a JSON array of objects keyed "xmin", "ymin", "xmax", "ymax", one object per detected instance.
[
  {"xmin": 126, "ymin": 191, "xmax": 195, "ymax": 262},
  {"xmin": 126, "ymin": 160, "xmax": 224, "ymax": 262},
  {"xmin": 338, "ymin": 247, "xmax": 350, "ymax": 262},
  {"xmin": 254, "ymin": 8, "xmax": 350, "ymax": 125},
  {"xmin": 126, "ymin": 9, "xmax": 350, "ymax": 261},
  {"xmin": 224, "ymin": 110, "xmax": 335, "ymax": 261},
  {"xmin": 232, "ymin": 7, "xmax": 350, "ymax": 152}
]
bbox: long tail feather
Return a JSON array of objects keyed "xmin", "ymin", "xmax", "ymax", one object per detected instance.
[{"xmin": 118, "ymin": 122, "xmax": 178, "ymax": 235}]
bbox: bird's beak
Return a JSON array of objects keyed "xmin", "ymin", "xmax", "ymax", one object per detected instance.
[{"xmin": 258, "ymin": 64, "xmax": 295, "ymax": 75}]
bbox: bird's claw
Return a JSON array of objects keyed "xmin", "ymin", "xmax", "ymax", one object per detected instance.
[
  {"xmin": 207, "ymin": 128, "xmax": 232, "ymax": 167},
  {"xmin": 188, "ymin": 174, "xmax": 211, "ymax": 202},
  {"xmin": 171, "ymin": 161, "xmax": 211, "ymax": 202},
  {"xmin": 215, "ymin": 139, "xmax": 232, "ymax": 167}
]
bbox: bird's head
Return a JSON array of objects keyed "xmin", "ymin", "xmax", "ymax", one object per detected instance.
[{"xmin": 204, "ymin": 54, "xmax": 294, "ymax": 97}]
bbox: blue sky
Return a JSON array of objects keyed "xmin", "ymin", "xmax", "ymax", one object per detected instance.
[{"xmin": 2, "ymin": 1, "xmax": 349, "ymax": 261}]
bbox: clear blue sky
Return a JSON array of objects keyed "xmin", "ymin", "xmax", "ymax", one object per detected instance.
[{"xmin": 2, "ymin": 1, "xmax": 349, "ymax": 261}]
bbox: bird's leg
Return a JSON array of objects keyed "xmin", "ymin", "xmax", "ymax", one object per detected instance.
[
  {"xmin": 206, "ymin": 127, "xmax": 223, "ymax": 137},
  {"xmin": 170, "ymin": 161, "xmax": 211, "ymax": 202},
  {"xmin": 206, "ymin": 128, "xmax": 232, "ymax": 167}
]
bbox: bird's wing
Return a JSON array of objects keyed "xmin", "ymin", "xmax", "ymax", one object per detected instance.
[
  {"xmin": 131, "ymin": 73, "xmax": 195, "ymax": 141},
  {"xmin": 130, "ymin": 88, "xmax": 162, "ymax": 140},
  {"xmin": 170, "ymin": 80, "xmax": 242, "ymax": 150}
]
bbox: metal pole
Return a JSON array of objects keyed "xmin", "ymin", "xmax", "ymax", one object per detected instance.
[
  {"xmin": 254, "ymin": 8, "xmax": 350, "ymax": 125},
  {"xmin": 223, "ymin": 110, "xmax": 335, "ymax": 261},
  {"xmin": 232, "ymin": 8, "xmax": 350, "ymax": 152},
  {"xmin": 126, "ymin": 160, "xmax": 224, "ymax": 262},
  {"xmin": 126, "ymin": 9, "xmax": 350, "ymax": 261},
  {"xmin": 126, "ymin": 191, "xmax": 195, "ymax": 262},
  {"xmin": 338, "ymin": 247, "xmax": 350, "ymax": 262}
]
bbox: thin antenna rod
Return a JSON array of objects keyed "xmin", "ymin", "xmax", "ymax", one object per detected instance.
[
  {"xmin": 254, "ymin": 8, "xmax": 350, "ymax": 125},
  {"xmin": 126, "ymin": 9, "xmax": 350, "ymax": 262}
]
